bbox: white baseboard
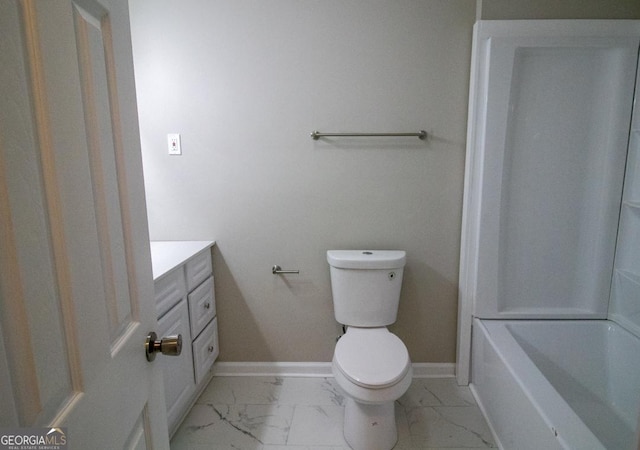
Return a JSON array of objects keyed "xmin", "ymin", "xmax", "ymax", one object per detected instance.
[
  {"xmin": 212, "ymin": 361, "xmax": 455, "ymax": 378},
  {"xmin": 212, "ymin": 362, "xmax": 332, "ymax": 377},
  {"xmin": 411, "ymin": 362, "xmax": 455, "ymax": 378}
]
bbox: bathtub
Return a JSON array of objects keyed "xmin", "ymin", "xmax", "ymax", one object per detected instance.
[{"xmin": 471, "ymin": 319, "xmax": 640, "ymax": 450}]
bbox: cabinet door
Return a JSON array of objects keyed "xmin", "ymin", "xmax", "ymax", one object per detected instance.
[{"xmin": 157, "ymin": 299, "xmax": 195, "ymax": 433}]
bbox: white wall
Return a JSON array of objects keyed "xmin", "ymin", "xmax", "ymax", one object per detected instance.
[{"xmin": 130, "ymin": 0, "xmax": 475, "ymax": 362}]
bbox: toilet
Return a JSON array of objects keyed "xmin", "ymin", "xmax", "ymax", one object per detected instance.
[{"xmin": 327, "ymin": 250, "xmax": 412, "ymax": 450}]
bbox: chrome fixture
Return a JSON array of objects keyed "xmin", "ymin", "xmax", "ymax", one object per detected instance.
[
  {"xmin": 145, "ymin": 332, "xmax": 182, "ymax": 362},
  {"xmin": 310, "ymin": 130, "xmax": 427, "ymax": 140},
  {"xmin": 272, "ymin": 265, "xmax": 300, "ymax": 274}
]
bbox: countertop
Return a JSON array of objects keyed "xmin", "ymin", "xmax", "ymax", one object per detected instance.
[{"xmin": 150, "ymin": 240, "xmax": 215, "ymax": 281}]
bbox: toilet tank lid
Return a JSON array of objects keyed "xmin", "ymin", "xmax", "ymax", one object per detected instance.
[{"xmin": 327, "ymin": 250, "xmax": 406, "ymax": 269}]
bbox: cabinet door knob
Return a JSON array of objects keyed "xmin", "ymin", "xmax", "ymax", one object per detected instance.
[
  {"xmin": 204, "ymin": 302, "xmax": 211, "ymax": 309},
  {"xmin": 208, "ymin": 345, "xmax": 215, "ymax": 353}
]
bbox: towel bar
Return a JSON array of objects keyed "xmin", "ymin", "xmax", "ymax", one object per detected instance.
[{"xmin": 310, "ymin": 130, "xmax": 427, "ymax": 140}]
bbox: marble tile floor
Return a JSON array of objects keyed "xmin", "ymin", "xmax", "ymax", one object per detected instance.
[{"xmin": 170, "ymin": 376, "xmax": 496, "ymax": 450}]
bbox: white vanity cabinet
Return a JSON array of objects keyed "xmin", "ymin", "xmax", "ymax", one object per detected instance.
[{"xmin": 150, "ymin": 241, "xmax": 218, "ymax": 436}]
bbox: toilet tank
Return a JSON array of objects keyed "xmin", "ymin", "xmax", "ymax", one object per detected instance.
[{"xmin": 327, "ymin": 250, "xmax": 406, "ymax": 327}]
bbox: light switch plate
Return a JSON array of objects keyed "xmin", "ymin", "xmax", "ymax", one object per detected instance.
[{"xmin": 168, "ymin": 133, "xmax": 181, "ymax": 155}]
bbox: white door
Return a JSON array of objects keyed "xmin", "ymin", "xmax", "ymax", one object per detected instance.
[{"xmin": 0, "ymin": 0, "xmax": 170, "ymax": 448}]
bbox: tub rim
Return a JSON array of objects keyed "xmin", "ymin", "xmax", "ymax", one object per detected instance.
[{"xmin": 472, "ymin": 318, "xmax": 607, "ymax": 449}]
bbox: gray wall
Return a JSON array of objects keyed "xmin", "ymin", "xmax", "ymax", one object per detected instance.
[
  {"xmin": 130, "ymin": 0, "xmax": 475, "ymax": 363},
  {"xmin": 129, "ymin": 0, "xmax": 639, "ymax": 364},
  {"xmin": 478, "ymin": 0, "xmax": 640, "ymax": 20}
]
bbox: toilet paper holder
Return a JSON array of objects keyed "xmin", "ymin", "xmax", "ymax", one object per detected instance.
[{"xmin": 272, "ymin": 265, "xmax": 299, "ymax": 275}]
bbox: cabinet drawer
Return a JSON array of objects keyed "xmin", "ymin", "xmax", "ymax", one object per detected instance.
[
  {"xmin": 154, "ymin": 268, "xmax": 186, "ymax": 318},
  {"xmin": 192, "ymin": 317, "xmax": 219, "ymax": 385},
  {"xmin": 187, "ymin": 276, "xmax": 215, "ymax": 338},
  {"xmin": 185, "ymin": 249, "xmax": 212, "ymax": 291}
]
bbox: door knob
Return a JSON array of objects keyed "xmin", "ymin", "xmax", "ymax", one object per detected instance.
[{"xmin": 145, "ymin": 332, "xmax": 182, "ymax": 362}]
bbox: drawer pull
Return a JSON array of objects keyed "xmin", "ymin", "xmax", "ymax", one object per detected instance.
[
  {"xmin": 207, "ymin": 345, "xmax": 215, "ymax": 353},
  {"xmin": 204, "ymin": 302, "xmax": 211, "ymax": 309}
]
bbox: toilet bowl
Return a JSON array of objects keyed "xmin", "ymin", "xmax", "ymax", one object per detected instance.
[
  {"xmin": 327, "ymin": 250, "xmax": 412, "ymax": 450},
  {"xmin": 332, "ymin": 327, "xmax": 412, "ymax": 450}
]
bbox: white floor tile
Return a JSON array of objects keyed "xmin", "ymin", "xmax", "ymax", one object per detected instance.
[
  {"xmin": 263, "ymin": 446, "xmax": 350, "ymax": 450},
  {"xmin": 279, "ymin": 377, "xmax": 345, "ymax": 406},
  {"xmin": 172, "ymin": 444, "xmax": 262, "ymax": 450},
  {"xmin": 406, "ymin": 405, "xmax": 495, "ymax": 448},
  {"xmin": 171, "ymin": 403, "xmax": 293, "ymax": 448},
  {"xmin": 171, "ymin": 376, "xmax": 495, "ymax": 450},
  {"xmin": 262, "ymin": 446, "xmax": 307, "ymax": 450},
  {"xmin": 197, "ymin": 376, "xmax": 284, "ymax": 405},
  {"xmin": 399, "ymin": 377, "xmax": 476, "ymax": 408},
  {"xmin": 287, "ymin": 405, "xmax": 348, "ymax": 447}
]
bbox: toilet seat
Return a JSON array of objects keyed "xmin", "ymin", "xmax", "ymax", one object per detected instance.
[{"xmin": 334, "ymin": 327, "xmax": 410, "ymax": 389}]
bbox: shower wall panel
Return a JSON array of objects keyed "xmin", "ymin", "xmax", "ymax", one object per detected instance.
[{"xmin": 470, "ymin": 23, "xmax": 639, "ymax": 318}]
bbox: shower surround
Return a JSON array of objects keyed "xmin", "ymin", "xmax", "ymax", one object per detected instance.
[{"xmin": 458, "ymin": 20, "xmax": 640, "ymax": 449}]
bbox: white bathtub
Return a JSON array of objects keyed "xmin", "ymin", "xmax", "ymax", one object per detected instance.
[{"xmin": 471, "ymin": 319, "xmax": 640, "ymax": 450}]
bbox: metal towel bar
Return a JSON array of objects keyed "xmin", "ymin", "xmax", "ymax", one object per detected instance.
[{"xmin": 310, "ymin": 130, "xmax": 427, "ymax": 140}]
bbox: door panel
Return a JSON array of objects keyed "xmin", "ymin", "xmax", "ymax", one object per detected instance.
[
  {"xmin": 125, "ymin": 409, "xmax": 152, "ymax": 450},
  {"xmin": 74, "ymin": 0, "xmax": 136, "ymax": 345}
]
